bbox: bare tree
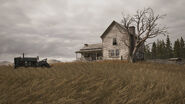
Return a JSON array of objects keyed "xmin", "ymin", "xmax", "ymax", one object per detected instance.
[{"xmin": 121, "ymin": 8, "xmax": 167, "ymax": 62}]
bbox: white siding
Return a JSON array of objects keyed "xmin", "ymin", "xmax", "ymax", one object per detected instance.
[{"xmin": 102, "ymin": 24, "xmax": 129, "ymax": 60}]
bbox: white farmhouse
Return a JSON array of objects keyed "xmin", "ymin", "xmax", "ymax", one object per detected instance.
[{"xmin": 75, "ymin": 21, "xmax": 144, "ymax": 61}]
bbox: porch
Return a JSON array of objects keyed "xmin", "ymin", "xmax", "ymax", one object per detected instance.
[{"xmin": 76, "ymin": 49, "xmax": 103, "ymax": 61}]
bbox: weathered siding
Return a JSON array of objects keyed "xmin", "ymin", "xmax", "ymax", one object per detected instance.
[{"xmin": 102, "ymin": 24, "xmax": 129, "ymax": 60}]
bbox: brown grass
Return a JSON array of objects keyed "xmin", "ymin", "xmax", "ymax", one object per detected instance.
[{"xmin": 0, "ymin": 61, "xmax": 185, "ymax": 104}]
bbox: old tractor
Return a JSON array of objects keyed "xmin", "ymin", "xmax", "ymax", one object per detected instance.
[{"xmin": 14, "ymin": 53, "xmax": 50, "ymax": 69}]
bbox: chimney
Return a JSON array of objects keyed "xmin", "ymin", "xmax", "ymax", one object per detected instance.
[
  {"xmin": 129, "ymin": 26, "xmax": 135, "ymax": 35},
  {"xmin": 23, "ymin": 53, "xmax": 25, "ymax": 59},
  {"xmin": 84, "ymin": 44, "xmax": 88, "ymax": 47}
]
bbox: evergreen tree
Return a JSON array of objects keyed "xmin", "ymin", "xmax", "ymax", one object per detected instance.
[
  {"xmin": 165, "ymin": 35, "xmax": 173, "ymax": 58},
  {"xmin": 146, "ymin": 37, "xmax": 185, "ymax": 59},
  {"xmin": 161, "ymin": 40, "xmax": 166, "ymax": 58},
  {"xmin": 144, "ymin": 45, "xmax": 151, "ymax": 59},
  {"xmin": 180, "ymin": 37, "xmax": 185, "ymax": 58},
  {"xmin": 156, "ymin": 40, "xmax": 166, "ymax": 59},
  {"xmin": 156, "ymin": 40, "xmax": 161, "ymax": 59},
  {"xmin": 174, "ymin": 39, "xmax": 181, "ymax": 57},
  {"xmin": 151, "ymin": 42, "xmax": 157, "ymax": 59}
]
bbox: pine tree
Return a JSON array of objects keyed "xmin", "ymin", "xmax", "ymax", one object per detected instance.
[
  {"xmin": 156, "ymin": 40, "xmax": 166, "ymax": 59},
  {"xmin": 174, "ymin": 39, "xmax": 181, "ymax": 57},
  {"xmin": 180, "ymin": 37, "xmax": 185, "ymax": 58},
  {"xmin": 151, "ymin": 42, "xmax": 157, "ymax": 59},
  {"xmin": 160, "ymin": 40, "xmax": 166, "ymax": 59},
  {"xmin": 165, "ymin": 35, "xmax": 173, "ymax": 58},
  {"xmin": 144, "ymin": 45, "xmax": 151, "ymax": 59},
  {"xmin": 156, "ymin": 40, "xmax": 161, "ymax": 59}
]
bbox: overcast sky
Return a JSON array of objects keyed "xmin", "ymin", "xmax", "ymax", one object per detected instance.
[{"xmin": 0, "ymin": 0, "xmax": 185, "ymax": 62}]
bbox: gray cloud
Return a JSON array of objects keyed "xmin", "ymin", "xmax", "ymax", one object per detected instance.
[{"xmin": 0, "ymin": 0, "xmax": 185, "ymax": 61}]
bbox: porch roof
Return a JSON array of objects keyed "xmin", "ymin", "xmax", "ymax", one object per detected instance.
[
  {"xmin": 76, "ymin": 43, "xmax": 102, "ymax": 53},
  {"xmin": 76, "ymin": 49, "xmax": 102, "ymax": 53}
]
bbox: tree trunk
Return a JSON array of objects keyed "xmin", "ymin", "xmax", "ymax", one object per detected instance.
[
  {"xmin": 128, "ymin": 55, "xmax": 135, "ymax": 63},
  {"xmin": 128, "ymin": 47, "xmax": 138, "ymax": 63}
]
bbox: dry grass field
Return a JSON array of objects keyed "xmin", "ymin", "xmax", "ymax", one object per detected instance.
[{"xmin": 0, "ymin": 61, "xmax": 185, "ymax": 104}]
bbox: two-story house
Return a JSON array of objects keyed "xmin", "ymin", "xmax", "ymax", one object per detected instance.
[{"xmin": 75, "ymin": 21, "xmax": 144, "ymax": 61}]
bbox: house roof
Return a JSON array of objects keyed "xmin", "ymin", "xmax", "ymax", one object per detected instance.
[
  {"xmin": 100, "ymin": 20, "xmax": 126, "ymax": 39},
  {"xmin": 76, "ymin": 43, "xmax": 102, "ymax": 53},
  {"xmin": 81, "ymin": 43, "xmax": 102, "ymax": 49}
]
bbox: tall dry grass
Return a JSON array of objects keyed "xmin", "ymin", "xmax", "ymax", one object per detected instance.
[{"xmin": 0, "ymin": 61, "xmax": 185, "ymax": 104}]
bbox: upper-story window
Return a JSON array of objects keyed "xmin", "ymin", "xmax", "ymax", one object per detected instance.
[{"xmin": 113, "ymin": 38, "xmax": 117, "ymax": 45}]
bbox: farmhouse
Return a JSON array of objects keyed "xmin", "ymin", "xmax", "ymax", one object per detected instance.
[{"xmin": 75, "ymin": 21, "xmax": 144, "ymax": 61}]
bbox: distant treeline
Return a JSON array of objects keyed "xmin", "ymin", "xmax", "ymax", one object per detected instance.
[{"xmin": 145, "ymin": 35, "xmax": 185, "ymax": 59}]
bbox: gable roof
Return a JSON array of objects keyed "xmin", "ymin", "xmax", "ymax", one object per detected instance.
[{"xmin": 100, "ymin": 20, "xmax": 126, "ymax": 39}]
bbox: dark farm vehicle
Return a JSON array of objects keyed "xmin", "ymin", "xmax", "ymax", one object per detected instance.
[{"xmin": 14, "ymin": 53, "xmax": 50, "ymax": 69}]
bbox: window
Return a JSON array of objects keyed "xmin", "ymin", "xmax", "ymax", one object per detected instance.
[
  {"xmin": 113, "ymin": 38, "xmax": 117, "ymax": 45},
  {"xmin": 109, "ymin": 50, "xmax": 114, "ymax": 57},
  {"xmin": 111, "ymin": 50, "xmax": 114, "ymax": 56},
  {"xmin": 109, "ymin": 49, "xmax": 119, "ymax": 57},
  {"xmin": 116, "ymin": 49, "xmax": 119, "ymax": 56}
]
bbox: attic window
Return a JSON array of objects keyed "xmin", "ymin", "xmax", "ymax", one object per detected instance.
[{"xmin": 113, "ymin": 38, "xmax": 117, "ymax": 45}]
